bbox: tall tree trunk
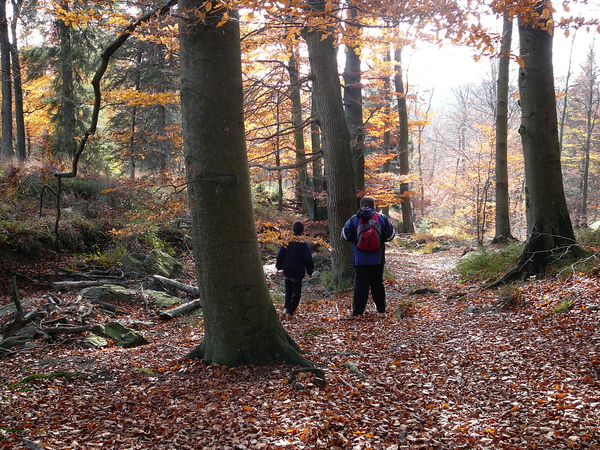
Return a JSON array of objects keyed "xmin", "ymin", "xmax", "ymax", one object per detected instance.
[
  {"xmin": 558, "ymin": 31, "xmax": 577, "ymax": 152},
  {"xmin": 343, "ymin": 4, "xmax": 364, "ymax": 199},
  {"xmin": 393, "ymin": 46, "xmax": 414, "ymax": 233},
  {"xmin": 179, "ymin": 4, "xmax": 309, "ymax": 367},
  {"xmin": 495, "ymin": 6, "xmax": 579, "ymax": 284},
  {"xmin": 578, "ymin": 46, "xmax": 599, "ymax": 226},
  {"xmin": 0, "ymin": 0, "xmax": 13, "ymax": 161},
  {"xmin": 304, "ymin": 0, "xmax": 356, "ymax": 289},
  {"xmin": 287, "ymin": 47, "xmax": 315, "ymax": 218},
  {"xmin": 492, "ymin": 12, "xmax": 515, "ymax": 243},
  {"xmin": 128, "ymin": 50, "xmax": 143, "ymax": 180},
  {"xmin": 310, "ymin": 93, "xmax": 327, "ymax": 220},
  {"xmin": 380, "ymin": 49, "xmax": 392, "ymax": 216},
  {"xmin": 57, "ymin": 1, "xmax": 77, "ymax": 158},
  {"xmin": 156, "ymin": 101, "xmax": 167, "ymax": 171},
  {"xmin": 10, "ymin": 0, "xmax": 25, "ymax": 161}
]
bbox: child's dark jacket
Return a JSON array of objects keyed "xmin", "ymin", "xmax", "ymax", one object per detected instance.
[{"xmin": 276, "ymin": 240, "xmax": 314, "ymax": 282}]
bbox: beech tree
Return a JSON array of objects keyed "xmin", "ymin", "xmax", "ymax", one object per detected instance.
[
  {"xmin": 496, "ymin": 4, "xmax": 581, "ymax": 282},
  {"xmin": 492, "ymin": 12, "xmax": 516, "ymax": 243},
  {"xmin": 179, "ymin": 2, "xmax": 310, "ymax": 366},
  {"xmin": 0, "ymin": 0, "xmax": 12, "ymax": 161},
  {"xmin": 304, "ymin": 0, "xmax": 356, "ymax": 288}
]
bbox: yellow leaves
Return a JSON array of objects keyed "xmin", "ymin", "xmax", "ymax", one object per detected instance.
[
  {"xmin": 516, "ymin": 56, "xmax": 525, "ymax": 68},
  {"xmin": 324, "ymin": 0, "xmax": 333, "ymax": 14},
  {"xmin": 541, "ymin": 8, "xmax": 551, "ymax": 19}
]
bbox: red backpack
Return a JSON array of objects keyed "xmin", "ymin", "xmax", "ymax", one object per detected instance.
[{"xmin": 356, "ymin": 212, "xmax": 382, "ymax": 251}]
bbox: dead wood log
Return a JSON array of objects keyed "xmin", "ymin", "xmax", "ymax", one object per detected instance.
[
  {"xmin": 51, "ymin": 280, "xmax": 112, "ymax": 289},
  {"xmin": 158, "ymin": 299, "xmax": 202, "ymax": 320},
  {"xmin": 151, "ymin": 275, "xmax": 199, "ymax": 296},
  {"xmin": 45, "ymin": 325, "xmax": 92, "ymax": 334}
]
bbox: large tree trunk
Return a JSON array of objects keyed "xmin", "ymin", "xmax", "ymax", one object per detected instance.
[
  {"xmin": 394, "ymin": 46, "xmax": 414, "ymax": 233},
  {"xmin": 179, "ymin": 4, "xmax": 309, "ymax": 367},
  {"xmin": 343, "ymin": 4, "xmax": 365, "ymax": 199},
  {"xmin": 304, "ymin": 0, "xmax": 356, "ymax": 289},
  {"xmin": 496, "ymin": 7, "xmax": 579, "ymax": 283},
  {"xmin": 492, "ymin": 12, "xmax": 515, "ymax": 244},
  {"xmin": 0, "ymin": 0, "xmax": 13, "ymax": 161},
  {"xmin": 57, "ymin": 1, "xmax": 77, "ymax": 158}
]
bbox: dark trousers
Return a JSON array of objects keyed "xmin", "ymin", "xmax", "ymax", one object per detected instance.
[
  {"xmin": 353, "ymin": 264, "xmax": 386, "ymax": 316},
  {"xmin": 284, "ymin": 279, "xmax": 303, "ymax": 314}
]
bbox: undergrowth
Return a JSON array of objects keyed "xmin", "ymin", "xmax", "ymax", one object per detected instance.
[{"xmin": 456, "ymin": 243, "xmax": 523, "ymax": 282}]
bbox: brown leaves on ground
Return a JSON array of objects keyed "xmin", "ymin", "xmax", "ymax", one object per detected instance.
[{"xmin": 1, "ymin": 248, "xmax": 600, "ymax": 449}]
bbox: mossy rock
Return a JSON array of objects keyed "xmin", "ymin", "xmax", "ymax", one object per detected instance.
[
  {"xmin": 119, "ymin": 249, "xmax": 182, "ymax": 278},
  {"xmin": 91, "ymin": 322, "xmax": 149, "ymax": 348},
  {"xmin": 81, "ymin": 284, "xmax": 137, "ymax": 303},
  {"xmin": 0, "ymin": 298, "xmax": 33, "ymax": 318},
  {"xmin": 145, "ymin": 289, "xmax": 184, "ymax": 308},
  {"xmin": 145, "ymin": 249, "xmax": 182, "ymax": 278},
  {"xmin": 0, "ymin": 335, "xmax": 33, "ymax": 349},
  {"xmin": 81, "ymin": 333, "xmax": 108, "ymax": 349}
]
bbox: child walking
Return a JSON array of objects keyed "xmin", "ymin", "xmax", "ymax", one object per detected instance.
[{"xmin": 275, "ymin": 221, "xmax": 314, "ymax": 316}]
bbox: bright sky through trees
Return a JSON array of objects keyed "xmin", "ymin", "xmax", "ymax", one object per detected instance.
[{"xmin": 403, "ymin": 0, "xmax": 600, "ymax": 95}]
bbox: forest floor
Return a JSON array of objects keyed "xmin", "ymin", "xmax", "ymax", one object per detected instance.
[{"xmin": 1, "ymin": 245, "xmax": 600, "ymax": 449}]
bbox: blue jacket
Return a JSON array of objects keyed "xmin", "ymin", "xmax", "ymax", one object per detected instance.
[
  {"xmin": 341, "ymin": 207, "xmax": 396, "ymax": 265},
  {"xmin": 276, "ymin": 239, "xmax": 314, "ymax": 281}
]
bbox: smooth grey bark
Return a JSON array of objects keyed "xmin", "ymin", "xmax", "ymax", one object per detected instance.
[
  {"xmin": 379, "ymin": 49, "xmax": 392, "ymax": 217},
  {"xmin": 343, "ymin": 4, "xmax": 365, "ymax": 198},
  {"xmin": 128, "ymin": 50, "xmax": 143, "ymax": 180},
  {"xmin": 393, "ymin": 46, "xmax": 414, "ymax": 233},
  {"xmin": 179, "ymin": 4, "xmax": 309, "ymax": 367},
  {"xmin": 287, "ymin": 47, "xmax": 319, "ymax": 220},
  {"xmin": 304, "ymin": 0, "xmax": 356, "ymax": 289},
  {"xmin": 492, "ymin": 12, "xmax": 515, "ymax": 244},
  {"xmin": 494, "ymin": 8, "xmax": 580, "ymax": 284},
  {"xmin": 10, "ymin": 0, "xmax": 25, "ymax": 161},
  {"xmin": 310, "ymin": 91, "xmax": 327, "ymax": 221},
  {"xmin": 57, "ymin": 1, "xmax": 77, "ymax": 158},
  {"xmin": 0, "ymin": 0, "xmax": 12, "ymax": 161}
]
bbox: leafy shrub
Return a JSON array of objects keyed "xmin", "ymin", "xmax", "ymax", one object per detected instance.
[{"xmin": 456, "ymin": 243, "xmax": 523, "ymax": 282}]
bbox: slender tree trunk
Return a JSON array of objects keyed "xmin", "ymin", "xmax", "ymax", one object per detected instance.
[
  {"xmin": 310, "ymin": 93, "xmax": 327, "ymax": 220},
  {"xmin": 10, "ymin": 0, "xmax": 25, "ymax": 161},
  {"xmin": 495, "ymin": 7, "xmax": 579, "ymax": 283},
  {"xmin": 180, "ymin": 4, "xmax": 309, "ymax": 367},
  {"xmin": 393, "ymin": 46, "xmax": 414, "ymax": 233},
  {"xmin": 578, "ymin": 53, "xmax": 598, "ymax": 226},
  {"xmin": 380, "ymin": 49, "xmax": 392, "ymax": 216},
  {"xmin": 343, "ymin": 4, "xmax": 364, "ymax": 199},
  {"xmin": 558, "ymin": 31, "xmax": 576, "ymax": 152},
  {"xmin": 304, "ymin": 0, "xmax": 356, "ymax": 289},
  {"xmin": 287, "ymin": 47, "xmax": 316, "ymax": 219},
  {"xmin": 128, "ymin": 50, "xmax": 143, "ymax": 180},
  {"xmin": 0, "ymin": 0, "xmax": 13, "ymax": 161},
  {"xmin": 492, "ymin": 12, "xmax": 515, "ymax": 243}
]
